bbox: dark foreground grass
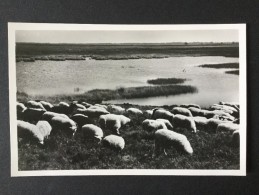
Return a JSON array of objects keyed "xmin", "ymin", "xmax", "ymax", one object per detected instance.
[
  {"xmin": 147, "ymin": 78, "xmax": 187, "ymax": 85},
  {"xmin": 198, "ymin": 63, "xmax": 239, "ymax": 69},
  {"xmin": 17, "ymin": 85, "xmax": 198, "ymax": 104},
  {"xmin": 18, "ymin": 105, "xmax": 239, "ymax": 170},
  {"xmin": 225, "ymin": 70, "xmax": 239, "ymax": 75}
]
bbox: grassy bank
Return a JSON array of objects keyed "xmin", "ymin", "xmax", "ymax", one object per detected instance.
[
  {"xmin": 147, "ymin": 78, "xmax": 187, "ymax": 85},
  {"xmin": 198, "ymin": 63, "xmax": 239, "ymax": 69},
  {"xmin": 225, "ymin": 70, "xmax": 239, "ymax": 75},
  {"xmin": 17, "ymin": 85, "xmax": 198, "ymax": 104}
]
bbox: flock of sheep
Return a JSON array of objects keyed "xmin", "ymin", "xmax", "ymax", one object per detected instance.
[{"xmin": 16, "ymin": 100, "xmax": 240, "ymax": 157}]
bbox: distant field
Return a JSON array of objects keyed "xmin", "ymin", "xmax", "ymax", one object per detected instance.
[
  {"xmin": 225, "ymin": 70, "xmax": 239, "ymax": 75},
  {"xmin": 147, "ymin": 78, "xmax": 187, "ymax": 85},
  {"xmin": 16, "ymin": 43, "xmax": 239, "ymax": 59}
]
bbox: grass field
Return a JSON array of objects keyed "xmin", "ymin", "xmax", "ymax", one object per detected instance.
[
  {"xmin": 16, "ymin": 43, "xmax": 239, "ymax": 59},
  {"xmin": 17, "ymin": 84, "xmax": 198, "ymax": 104},
  {"xmin": 17, "ymin": 103, "xmax": 239, "ymax": 170}
]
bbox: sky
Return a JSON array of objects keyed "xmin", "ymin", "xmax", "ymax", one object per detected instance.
[{"xmin": 16, "ymin": 30, "xmax": 238, "ymax": 43}]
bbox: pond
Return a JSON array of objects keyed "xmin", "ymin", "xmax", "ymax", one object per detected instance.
[{"xmin": 16, "ymin": 56, "xmax": 239, "ymax": 107}]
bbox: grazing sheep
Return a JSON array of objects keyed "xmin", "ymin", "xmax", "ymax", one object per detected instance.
[
  {"xmin": 108, "ymin": 105, "xmax": 125, "ymax": 114},
  {"xmin": 17, "ymin": 120, "xmax": 44, "ymax": 145},
  {"xmin": 51, "ymin": 116, "xmax": 77, "ymax": 137},
  {"xmin": 156, "ymin": 119, "xmax": 173, "ymax": 129},
  {"xmin": 40, "ymin": 101, "xmax": 54, "ymax": 111},
  {"xmin": 59, "ymin": 102, "xmax": 70, "ymax": 107},
  {"xmin": 126, "ymin": 108, "xmax": 143, "ymax": 115},
  {"xmin": 81, "ymin": 124, "xmax": 103, "ymax": 141},
  {"xmin": 17, "ymin": 102, "xmax": 26, "ymax": 119},
  {"xmin": 172, "ymin": 114, "xmax": 196, "ymax": 133},
  {"xmin": 81, "ymin": 102, "xmax": 92, "ymax": 108},
  {"xmin": 211, "ymin": 110, "xmax": 235, "ymax": 121},
  {"xmin": 102, "ymin": 135, "xmax": 125, "ymax": 151},
  {"xmin": 188, "ymin": 107, "xmax": 204, "ymax": 117},
  {"xmin": 219, "ymin": 101, "xmax": 239, "ymax": 109},
  {"xmin": 193, "ymin": 116, "xmax": 208, "ymax": 131},
  {"xmin": 42, "ymin": 111, "xmax": 69, "ymax": 122},
  {"xmin": 211, "ymin": 104, "xmax": 238, "ymax": 114},
  {"xmin": 22, "ymin": 108, "xmax": 46, "ymax": 122},
  {"xmin": 216, "ymin": 122, "xmax": 239, "ymax": 133},
  {"xmin": 206, "ymin": 118, "xmax": 227, "ymax": 133},
  {"xmin": 36, "ymin": 120, "xmax": 52, "ymax": 139},
  {"xmin": 172, "ymin": 107, "xmax": 193, "ymax": 117},
  {"xmin": 152, "ymin": 108, "xmax": 174, "ymax": 123},
  {"xmin": 231, "ymin": 130, "xmax": 240, "ymax": 147},
  {"xmin": 143, "ymin": 109, "xmax": 154, "ymax": 118},
  {"xmin": 142, "ymin": 119, "xmax": 167, "ymax": 132},
  {"xmin": 99, "ymin": 114, "xmax": 131, "ymax": 135},
  {"xmin": 155, "ymin": 129, "xmax": 193, "ymax": 155},
  {"xmin": 26, "ymin": 100, "xmax": 46, "ymax": 110},
  {"xmin": 94, "ymin": 104, "xmax": 108, "ymax": 110},
  {"xmin": 71, "ymin": 114, "xmax": 92, "ymax": 127},
  {"xmin": 78, "ymin": 107, "xmax": 110, "ymax": 118},
  {"xmin": 52, "ymin": 102, "xmax": 72, "ymax": 115},
  {"xmin": 180, "ymin": 104, "xmax": 201, "ymax": 109}
]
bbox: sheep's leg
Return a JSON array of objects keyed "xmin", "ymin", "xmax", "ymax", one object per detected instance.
[{"xmin": 163, "ymin": 148, "xmax": 168, "ymax": 156}]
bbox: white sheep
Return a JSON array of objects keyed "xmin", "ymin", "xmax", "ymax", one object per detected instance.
[
  {"xmin": 231, "ymin": 130, "xmax": 239, "ymax": 147},
  {"xmin": 108, "ymin": 105, "xmax": 125, "ymax": 114},
  {"xmin": 26, "ymin": 100, "xmax": 46, "ymax": 110},
  {"xmin": 71, "ymin": 114, "xmax": 92, "ymax": 127},
  {"xmin": 216, "ymin": 122, "xmax": 239, "ymax": 133},
  {"xmin": 193, "ymin": 116, "xmax": 208, "ymax": 131},
  {"xmin": 156, "ymin": 119, "xmax": 173, "ymax": 129},
  {"xmin": 172, "ymin": 114, "xmax": 196, "ymax": 133},
  {"xmin": 78, "ymin": 107, "xmax": 110, "ymax": 118},
  {"xmin": 172, "ymin": 107, "xmax": 193, "ymax": 117},
  {"xmin": 126, "ymin": 108, "xmax": 143, "ymax": 115},
  {"xmin": 152, "ymin": 108, "xmax": 174, "ymax": 123},
  {"xmin": 51, "ymin": 116, "xmax": 77, "ymax": 137},
  {"xmin": 81, "ymin": 102, "xmax": 92, "ymax": 108},
  {"xmin": 143, "ymin": 109, "xmax": 154, "ymax": 118},
  {"xmin": 99, "ymin": 114, "xmax": 131, "ymax": 135},
  {"xmin": 142, "ymin": 119, "xmax": 167, "ymax": 132},
  {"xmin": 206, "ymin": 118, "xmax": 228, "ymax": 133},
  {"xmin": 81, "ymin": 124, "xmax": 103, "ymax": 141},
  {"xmin": 59, "ymin": 101, "xmax": 70, "ymax": 108},
  {"xmin": 154, "ymin": 129, "xmax": 193, "ymax": 155},
  {"xmin": 36, "ymin": 120, "xmax": 52, "ymax": 139},
  {"xmin": 180, "ymin": 104, "xmax": 201, "ymax": 109},
  {"xmin": 42, "ymin": 111, "xmax": 69, "ymax": 122},
  {"xmin": 17, "ymin": 102, "xmax": 26, "ymax": 113},
  {"xmin": 40, "ymin": 101, "xmax": 54, "ymax": 111},
  {"xmin": 102, "ymin": 135, "xmax": 125, "ymax": 151},
  {"xmin": 94, "ymin": 104, "xmax": 108, "ymax": 110},
  {"xmin": 22, "ymin": 108, "xmax": 46, "ymax": 122},
  {"xmin": 17, "ymin": 120, "xmax": 44, "ymax": 145}
]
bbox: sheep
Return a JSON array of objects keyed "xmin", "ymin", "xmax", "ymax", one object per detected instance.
[
  {"xmin": 81, "ymin": 124, "xmax": 103, "ymax": 142},
  {"xmin": 152, "ymin": 108, "xmax": 174, "ymax": 123},
  {"xmin": 172, "ymin": 107, "xmax": 193, "ymax": 117},
  {"xmin": 17, "ymin": 102, "xmax": 26, "ymax": 119},
  {"xmin": 126, "ymin": 108, "xmax": 143, "ymax": 115},
  {"xmin": 94, "ymin": 104, "xmax": 108, "ymax": 110},
  {"xmin": 22, "ymin": 108, "xmax": 46, "ymax": 122},
  {"xmin": 180, "ymin": 104, "xmax": 201, "ymax": 109},
  {"xmin": 81, "ymin": 102, "xmax": 92, "ymax": 108},
  {"xmin": 40, "ymin": 101, "xmax": 54, "ymax": 111},
  {"xmin": 206, "ymin": 118, "xmax": 228, "ymax": 133},
  {"xmin": 193, "ymin": 116, "xmax": 208, "ymax": 131},
  {"xmin": 211, "ymin": 110, "xmax": 235, "ymax": 121},
  {"xmin": 172, "ymin": 114, "xmax": 196, "ymax": 133},
  {"xmin": 107, "ymin": 105, "xmax": 125, "ymax": 114},
  {"xmin": 17, "ymin": 120, "xmax": 44, "ymax": 145},
  {"xmin": 52, "ymin": 102, "xmax": 72, "ymax": 115},
  {"xmin": 142, "ymin": 119, "xmax": 167, "ymax": 133},
  {"xmin": 231, "ymin": 130, "xmax": 240, "ymax": 147},
  {"xmin": 99, "ymin": 114, "xmax": 131, "ymax": 135},
  {"xmin": 42, "ymin": 111, "xmax": 69, "ymax": 122},
  {"xmin": 143, "ymin": 109, "xmax": 154, "ymax": 118},
  {"xmin": 210, "ymin": 104, "xmax": 238, "ymax": 114},
  {"xmin": 71, "ymin": 114, "xmax": 92, "ymax": 128},
  {"xmin": 156, "ymin": 119, "xmax": 173, "ymax": 129},
  {"xmin": 77, "ymin": 107, "xmax": 110, "ymax": 118},
  {"xmin": 216, "ymin": 122, "xmax": 239, "ymax": 133},
  {"xmin": 102, "ymin": 135, "xmax": 125, "ymax": 151},
  {"xmin": 51, "ymin": 116, "xmax": 77, "ymax": 137},
  {"xmin": 219, "ymin": 101, "xmax": 239, "ymax": 109},
  {"xmin": 154, "ymin": 129, "xmax": 193, "ymax": 155},
  {"xmin": 36, "ymin": 120, "xmax": 52, "ymax": 139},
  {"xmin": 26, "ymin": 100, "xmax": 46, "ymax": 110}
]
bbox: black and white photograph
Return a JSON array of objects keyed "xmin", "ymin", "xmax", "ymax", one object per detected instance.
[{"xmin": 8, "ymin": 23, "xmax": 246, "ymax": 176}]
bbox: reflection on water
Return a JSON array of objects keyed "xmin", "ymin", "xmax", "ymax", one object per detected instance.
[{"xmin": 16, "ymin": 56, "xmax": 239, "ymax": 107}]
